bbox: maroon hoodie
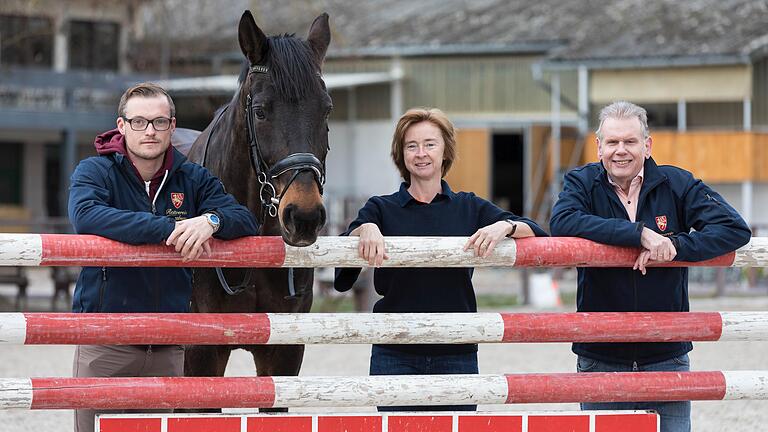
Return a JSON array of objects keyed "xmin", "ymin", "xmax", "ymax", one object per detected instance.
[{"xmin": 93, "ymin": 128, "xmax": 175, "ymax": 201}]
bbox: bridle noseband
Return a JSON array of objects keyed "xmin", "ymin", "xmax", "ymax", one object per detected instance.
[{"xmin": 245, "ymin": 64, "xmax": 326, "ymax": 220}]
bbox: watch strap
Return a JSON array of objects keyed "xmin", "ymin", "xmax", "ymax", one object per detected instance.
[{"xmin": 504, "ymin": 219, "xmax": 517, "ymax": 238}]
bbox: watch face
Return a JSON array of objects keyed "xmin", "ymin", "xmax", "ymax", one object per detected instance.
[{"xmin": 209, "ymin": 214, "xmax": 220, "ymax": 225}]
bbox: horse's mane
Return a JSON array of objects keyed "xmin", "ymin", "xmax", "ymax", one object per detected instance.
[{"xmin": 239, "ymin": 33, "xmax": 323, "ymax": 102}]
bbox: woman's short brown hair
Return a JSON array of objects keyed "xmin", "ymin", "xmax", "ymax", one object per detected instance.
[{"xmin": 390, "ymin": 107, "xmax": 457, "ymax": 183}]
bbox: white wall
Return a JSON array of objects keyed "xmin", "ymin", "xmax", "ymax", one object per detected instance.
[
  {"xmin": 711, "ymin": 182, "xmax": 768, "ymax": 229},
  {"xmin": 326, "ymin": 120, "xmax": 401, "ymax": 199}
]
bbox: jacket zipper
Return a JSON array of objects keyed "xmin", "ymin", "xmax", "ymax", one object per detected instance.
[
  {"xmin": 149, "ymin": 170, "xmax": 170, "ymax": 215},
  {"xmin": 151, "ymin": 170, "xmax": 170, "ymax": 312},
  {"xmin": 96, "ymin": 267, "xmax": 107, "ymax": 312},
  {"xmin": 632, "ymin": 270, "xmax": 638, "ymax": 363},
  {"xmin": 602, "ymin": 174, "xmax": 667, "ymax": 366}
]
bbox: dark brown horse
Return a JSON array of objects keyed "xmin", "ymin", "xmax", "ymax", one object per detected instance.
[{"xmin": 184, "ymin": 11, "xmax": 331, "ymax": 410}]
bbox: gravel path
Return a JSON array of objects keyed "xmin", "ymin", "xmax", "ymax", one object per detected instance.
[{"xmin": 1, "ymin": 297, "xmax": 766, "ymax": 431}]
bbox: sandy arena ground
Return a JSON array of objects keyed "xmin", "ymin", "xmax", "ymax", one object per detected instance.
[{"xmin": 1, "ymin": 296, "xmax": 766, "ymax": 431}]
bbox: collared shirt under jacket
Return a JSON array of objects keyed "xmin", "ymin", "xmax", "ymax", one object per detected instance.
[{"xmin": 550, "ymin": 157, "xmax": 751, "ymax": 365}]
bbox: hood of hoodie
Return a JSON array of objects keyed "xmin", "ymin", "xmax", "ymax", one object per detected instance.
[
  {"xmin": 94, "ymin": 128, "xmax": 127, "ymax": 156},
  {"xmin": 93, "ymin": 128, "xmax": 180, "ymax": 199}
]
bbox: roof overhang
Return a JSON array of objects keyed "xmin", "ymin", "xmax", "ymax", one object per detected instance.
[
  {"xmin": 539, "ymin": 54, "xmax": 751, "ymax": 71},
  {"xmin": 327, "ymin": 41, "xmax": 563, "ymax": 58},
  {"xmin": 160, "ymin": 71, "xmax": 400, "ymax": 96}
]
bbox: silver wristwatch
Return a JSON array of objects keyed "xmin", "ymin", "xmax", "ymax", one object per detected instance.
[{"xmin": 204, "ymin": 212, "xmax": 220, "ymax": 233}]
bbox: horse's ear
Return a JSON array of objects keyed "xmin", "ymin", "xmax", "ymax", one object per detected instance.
[
  {"xmin": 239, "ymin": 10, "xmax": 268, "ymax": 65},
  {"xmin": 307, "ymin": 13, "xmax": 331, "ymax": 64}
]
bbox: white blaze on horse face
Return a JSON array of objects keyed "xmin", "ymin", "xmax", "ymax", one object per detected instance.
[{"xmin": 403, "ymin": 121, "xmax": 445, "ymax": 183}]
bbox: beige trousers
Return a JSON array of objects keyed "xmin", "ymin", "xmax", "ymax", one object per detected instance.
[{"xmin": 72, "ymin": 344, "xmax": 184, "ymax": 432}]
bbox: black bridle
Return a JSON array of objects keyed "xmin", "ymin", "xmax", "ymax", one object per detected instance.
[
  {"xmin": 201, "ymin": 63, "xmax": 327, "ymax": 297},
  {"xmin": 244, "ymin": 64, "xmax": 326, "ymax": 220}
]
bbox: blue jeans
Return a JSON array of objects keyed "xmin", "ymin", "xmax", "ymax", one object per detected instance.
[
  {"xmin": 370, "ymin": 345, "xmax": 478, "ymax": 411},
  {"xmin": 577, "ymin": 354, "xmax": 691, "ymax": 432}
]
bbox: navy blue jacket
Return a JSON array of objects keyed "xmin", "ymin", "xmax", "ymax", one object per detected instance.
[
  {"xmin": 69, "ymin": 131, "xmax": 258, "ymax": 313},
  {"xmin": 550, "ymin": 157, "xmax": 751, "ymax": 365},
  {"xmin": 335, "ymin": 181, "xmax": 548, "ymax": 355}
]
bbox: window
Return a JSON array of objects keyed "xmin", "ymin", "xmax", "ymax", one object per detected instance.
[
  {"xmin": 590, "ymin": 103, "xmax": 678, "ymax": 131},
  {"xmin": 0, "ymin": 142, "xmax": 23, "ymax": 205},
  {"xmin": 0, "ymin": 15, "xmax": 54, "ymax": 67},
  {"xmin": 68, "ymin": 20, "xmax": 119, "ymax": 71},
  {"xmin": 687, "ymin": 102, "xmax": 743, "ymax": 130}
]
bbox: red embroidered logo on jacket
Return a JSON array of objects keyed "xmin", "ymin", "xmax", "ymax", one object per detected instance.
[
  {"xmin": 655, "ymin": 215, "xmax": 667, "ymax": 231},
  {"xmin": 171, "ymin": 193, "xmax": 184, "ymax": 209}
]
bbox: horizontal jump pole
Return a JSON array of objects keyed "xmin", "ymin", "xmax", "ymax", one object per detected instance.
[
  {"xmin": 2, "ymin": 371, "xmax": 766, "ymax": 409},
  {"xmin": 1, "ymin": 312, "xmax": 767, "ymax": 345},
  {"xmin": 1, "ymin": 233, "xmax": 766, "ymax": 268}
]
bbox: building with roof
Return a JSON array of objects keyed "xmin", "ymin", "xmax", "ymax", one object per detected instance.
[
  {"xmin": 4, "ymin": 0, "xmax": 768, "ymax": 231},
  {"xmin": 0, "ymin": 0, "xmax": 149, "ymax": 227},
  {"xmin": 144, "ymin": 0, "xmax": 768, "ymax": 229}
]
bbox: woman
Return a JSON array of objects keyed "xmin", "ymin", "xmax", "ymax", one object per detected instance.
[{"xmin": 335, "ymin": 107, "xmax": 547, "ymax": 411}]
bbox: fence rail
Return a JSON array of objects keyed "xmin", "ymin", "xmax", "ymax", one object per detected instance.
[
  {"xmin": 1, "ymin": 371, "xmax": 766, "ymax": 410},
  {"xmin": 2, "ymin": 234, "xmax": 767, "ymax": 268},
  {"xmin": 1, "ymin": 311, "xmax": 766, "ymax": 345}
]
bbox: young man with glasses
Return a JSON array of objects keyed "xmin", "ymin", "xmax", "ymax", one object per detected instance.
[{"xmin": 68, "ymin": 82, "xmax": 259, "ymax": 432}]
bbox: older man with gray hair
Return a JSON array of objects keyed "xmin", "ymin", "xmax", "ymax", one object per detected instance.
[{"xmin": 550, "ymin": 101, "xmax": 751, "ymax": 432}]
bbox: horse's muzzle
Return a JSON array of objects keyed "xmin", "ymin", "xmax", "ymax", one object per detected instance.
[{"xmin": 281, "ymin": 203, "xmax": 326, "ymax": 246}]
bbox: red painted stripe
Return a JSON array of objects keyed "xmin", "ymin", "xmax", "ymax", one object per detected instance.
[
  {"xmin": 500, "ymin": 312, "xmax": 723, "ymax": 343},
  {"xmin": 504, "ymin": 371, "xmax": 727, "ymax": 403},
  {"xmin": 457, "ymin": 415, "xmax": 522, "ymax": 432},
  {"xmin": 594, "ymin": 414, "xmax": 659, "ymax": 432},
  {"xmin": 513, "ymin": 237, "xmax": 736, "ymax": 267},
  {"xmin": 20, "ymin": 312, "xmax": 725, "ymax": 345},
  {"xmin": 29, "ymin": 377, "xmax": 276, "ymax": 409},
  {"xmin": 24, "ymin": 313, "xmax": 272, "ymax": 345},
  {"xmin": 98, "ymin": 417, "xmax": 161, "ymax": 432},
  {"xmin": 318, "ymin": 416, "xmax": 382, "ymax": 432},
  {"xmin": 39, "ymin": 234, "xmax": 287, "ymax": 267},
  {"xmin": 168, "ymin": 417, "xmax": 240, "ymax": 432},
  {"xmin": 528, "ymin": 415, "xmax": 589, "ymax": 432},
  {"xmin": 387, "ymin": 416, "xmax": 452, "ymax": 432},
  {"xmin": 248, "ymin": 416, "xmax": 312, "ymax": 432}
]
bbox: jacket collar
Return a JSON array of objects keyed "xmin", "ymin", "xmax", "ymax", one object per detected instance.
[
  {"xmin": 597, "ymin": 156, "xmax": 665, "ymax": 187},
  {"xmin": 397, "ymin": 179, "xmax": 455, "ymax": 207}
]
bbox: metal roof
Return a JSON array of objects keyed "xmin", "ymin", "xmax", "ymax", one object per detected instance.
[{"xmin": 138, "ymin": 0, "xmax": 768, "ymax": 70}]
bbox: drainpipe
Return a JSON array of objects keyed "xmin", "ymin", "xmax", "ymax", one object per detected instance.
[{"xmin": 550, "ymin": 72, "xmax": 561, "ymax": 213}]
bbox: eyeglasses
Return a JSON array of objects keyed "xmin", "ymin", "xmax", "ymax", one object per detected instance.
[{"xmin": 122, "ymin": 116, "xmax": 172, "ymax": 131}]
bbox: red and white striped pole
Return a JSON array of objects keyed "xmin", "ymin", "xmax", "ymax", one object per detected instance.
[
  {"xmin": 1, "ymin": 234, "xmax": 766, "ymax": 268},
  {"xmin": 1, "ymin": 372, "xmax": 766, "ymax": 410},
  {"xmin": 0, "ymin": 312, "xmax": 766, "ymax": 345}
]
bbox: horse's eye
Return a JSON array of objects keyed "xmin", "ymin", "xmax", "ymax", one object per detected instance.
[{"xmin": 254, "ymin": 106, "xmax": 266, "ymax": 120}]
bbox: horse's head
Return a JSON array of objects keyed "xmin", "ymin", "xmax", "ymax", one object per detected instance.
[{"xmin": 237, "ymin": 11, "xmax": 331, "ymax": 247}]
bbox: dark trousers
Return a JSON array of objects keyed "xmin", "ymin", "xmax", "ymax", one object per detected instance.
[
  {"xmin": 370, "ymin": 345, "xmax": 478, "ymax": 412},
  {"xmin": 73, "ymin": 344, "xmax": 184, "ymax": 432},
  {"xmin": 577, "ymin": 354, "xmax": 691, "ymax": 432}
]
